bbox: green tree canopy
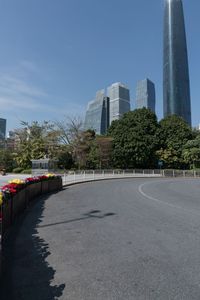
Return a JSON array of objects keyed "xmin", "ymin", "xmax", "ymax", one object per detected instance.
[
  {"xmin": 182, "ymin": 135, "xmax": 200, "ymax": 168},
  {"xmin": 156, "ymin": 115, "xmax": 193, "ymax": 168},
  {"xmin": 0, "ymin": 149, "xmax": 15, "ymax": 172},
  {"xmin": 108, "ymin": 108, "xmax": 159, "ymax": 168},
  {"xmin": 158, "ymin": 115, "xmax": 193, "ymax": 151},
  {"xmin": 13, "ymin": 121, "xmax": 59, "ymax": 169}
]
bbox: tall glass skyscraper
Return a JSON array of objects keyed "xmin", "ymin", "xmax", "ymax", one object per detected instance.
[
  {"xmin": 136, "ymin": 78, "xmax": 155, "ymax": 113},
  {"xmin": 107, "ymin": 82, "xmax": 130, "ymax": 125},
  {"xmin": 84, "ymin": 90, "xmax": 110, "ymax": 135},
  {"xmin": 163, "ymin": 0, "xmax": 191, "ymax": 125}
]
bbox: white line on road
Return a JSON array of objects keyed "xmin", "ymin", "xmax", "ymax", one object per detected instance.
[{"xmin": 138, "ymin": 180, "xmax": 200, "ymax": 217}]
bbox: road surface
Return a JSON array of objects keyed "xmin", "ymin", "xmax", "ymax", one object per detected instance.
[{"xmin": 1, "ymin": 178, "xmax": 200, "ymax": 299}]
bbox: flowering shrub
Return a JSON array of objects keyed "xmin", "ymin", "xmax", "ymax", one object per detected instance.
[
  {"xmin": 9, "ymin": 179, "xmax": 25, "ymax": 185},
  {"xmin": 1, "ymin": 183, "xmax": 20, "ymax": 195},
  {"xmin": 46, "ymin": 173, "xmax": 55, "ymax": 178},
  {"xmin": 0, "ymin": 174, "xmax": 61, "ymax": 207},
  {"xmin": 25, "ymin": 177, "xmax": 40, "ymax": 184},
  {"xmin": 38, "ymin": 175, "xmax": 49, "ymax": 181}
]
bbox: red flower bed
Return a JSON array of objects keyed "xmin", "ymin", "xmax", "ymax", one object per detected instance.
[{"xmin": 1, "ymin": 183, "xmax": 25, "ymax": 195}]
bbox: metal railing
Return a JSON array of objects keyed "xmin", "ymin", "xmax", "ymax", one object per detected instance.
[{"xmin": 61, "ymin": 169, "xmax": 200, "ymax": 185}]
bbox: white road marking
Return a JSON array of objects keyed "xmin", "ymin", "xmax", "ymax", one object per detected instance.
[{"xmin": 138, "ymin": 180, "xmax": 200, "ymax": 217}]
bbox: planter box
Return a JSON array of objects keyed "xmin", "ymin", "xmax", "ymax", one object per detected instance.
[
  {"xmin": 0, "ymin": 176, "xmax": 62, "ymax": 277},
  {"xmin": 11, "ymin": 189, "xmax": 27, "ymax": 222},
  {"xmin": 41, "ymin": 181, "xmax": 49, "ymax": 194},
  {"xmin": 26, "ymin": 182, "xmax": 42, "ymax": 203},
  {"xmin": 48, "ymin": 178, "xmax": 62, "ymax": 193},
  {"xmin": 1, "ymin": 198, "xmax": 12, "ymax": 236}
]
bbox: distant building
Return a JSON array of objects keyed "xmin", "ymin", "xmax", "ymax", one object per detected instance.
[
  {"xmin": 194, "ymin": 124, "xmax": 200, "ymax": 131},
  {"xmin": 107, "ymin": 82, "xmax": 130, "ymax": 125},
  {"xmin": 84, "ymin": 90, "xmax": 110, "ymax": 135},
  {"xmin": 136, "ymin": 78, "xmax": 155, "ymax": 113},
  {"xmin": 0, "ymin": 118, "xmax": 6, "ymax": 148},
  {"xmin": 6, "ymin": 129, "xmax": 23, "ymax": 150}
]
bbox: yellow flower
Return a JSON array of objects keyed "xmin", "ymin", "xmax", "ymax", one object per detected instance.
[
  {"xmin": 0, "ymin": 192, "xmax": 3, "ymax": 206},
  {"xmin": 46, "ymin": 173, "xmax": 55, "ymax": 178},
  {"xmin": 9, "ymin": 179, "xmax": 25, "ymax": 184}
]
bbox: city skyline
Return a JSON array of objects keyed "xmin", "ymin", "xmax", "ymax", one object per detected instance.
[{"xmin": 0, "ymin": 0, "xmax": 199, "ymax": 131}]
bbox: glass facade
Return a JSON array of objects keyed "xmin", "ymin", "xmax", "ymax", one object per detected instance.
[
  {"xmin": 84, "ymin": 90, "xmax": 110, "ymax": 135},
  {"xmin": 0, "ymin": 118, "xmax": 6, "ymax": 148},
  {"xmin": 136, "ymin": 78, "xmax": 155, "ymax": 112},
  {"xmin": 163, "ymin": 0, "xmax": 191, "ymax": 125},
  {"xmin": 107, "ymin": 82, "xmax": 130, "ymax": 125},
  {"xmin": 0, "ymin": 118, "xmax": 6, "ymax": 139}
]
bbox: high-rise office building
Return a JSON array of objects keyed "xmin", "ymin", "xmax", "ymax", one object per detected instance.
[
  {"xmin": 163, "ymin": 0, "xmax": 191, "ymax": 125},
  {"xmin": 84, "ymin": 90, "xmax": 110, "ymax": 135},
  {"xmin": 136, "ymin": 78, "xmax": 155, "ymax": 113},
  {"xmin": 108, "ymin": 82, "xmax": 130, "ymax": 125},
  {"xmin": 0, "ymin": 118, "xmax": 6, "ymax": 147}
]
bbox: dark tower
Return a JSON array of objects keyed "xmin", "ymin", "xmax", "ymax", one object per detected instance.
[{"xmin": 163, "ymin": 0, "xmax": 191, "ymax": 125}]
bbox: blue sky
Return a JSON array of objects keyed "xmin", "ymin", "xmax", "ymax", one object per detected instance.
[{"xmin": 0, "ymin": 0, "xmax": 199, "ymax": 132}]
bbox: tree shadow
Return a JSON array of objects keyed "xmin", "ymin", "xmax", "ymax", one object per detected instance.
[{"xmin": 0, "ymin": 194, "xmax": 65, "ymax": 300}]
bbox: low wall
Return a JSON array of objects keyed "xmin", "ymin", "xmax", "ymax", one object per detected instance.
[{"xmin": 0, "ymin": 177, "xmax": 62, "ymax": 276}]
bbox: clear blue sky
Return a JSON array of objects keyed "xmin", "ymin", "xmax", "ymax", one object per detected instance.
[{"xmin": 0, "ymin": 0, "xmax": 199, "ymax": 132}]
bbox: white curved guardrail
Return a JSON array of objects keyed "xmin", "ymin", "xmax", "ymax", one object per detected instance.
[{"xmin": 62, "ymin": 169, "xmax": 200, "ymax": 186}]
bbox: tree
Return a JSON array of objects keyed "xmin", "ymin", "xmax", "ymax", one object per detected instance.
[
  {"xmin": 182, "ymin": 135, "xmax": 200, "ymax": 169},
  {"xmin": 86, "ymin": 136, "xmax": 113, "ymax": 169},
  {"xmin": 54, "ymin": 116, "xmax": 83, "ymax": 145},
  {"xmin": 108, "ymin": 108, "xmax": 159, "ymax": 168},
  {"xmin": 56, "ymin": 145, "xmax": 74, "ymax": 170},
  {"xmin": 74, "ymin": 130, "xmax": 96, "ymax": 169},
  {"xmin": 157, "ymin": 115, "xmax": 193, "ymax": 168},
  {"xmin": 95, "ymin": 136, "xmax": 113, "ymax": 169},
  {"xmin": 14, "ymin": 121, "xmax": 59, "ymax": 169},
  {"xmin": 156, "ymin": 148, "xmax": 180, "ymax": 169},
  {"xmin": 0, "ymin": 149, "xmax": 15, "ymax": 172}
]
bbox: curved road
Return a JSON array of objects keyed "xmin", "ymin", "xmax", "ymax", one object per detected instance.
[{"xmin": 1, "ymin": 178, "xmax": 200, "ymax": 299}]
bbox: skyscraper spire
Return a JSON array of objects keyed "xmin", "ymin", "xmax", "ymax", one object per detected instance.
[{"xmin": 163, "ymin": 0, "xmax": 191, "ymax": 125}]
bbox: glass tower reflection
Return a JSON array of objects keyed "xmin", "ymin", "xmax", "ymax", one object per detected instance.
[{"xmin": 163, "ymin": 0, "xmax": 191, "ymax": 125}]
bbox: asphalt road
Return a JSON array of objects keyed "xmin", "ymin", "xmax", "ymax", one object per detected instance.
[{"xmin": 1, "ymin": 178, "xmax": 200, "ymax": 299}]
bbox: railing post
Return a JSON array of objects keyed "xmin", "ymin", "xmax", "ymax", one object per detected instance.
[
  {"xmin": 152, "ymin": 169, "xmax": 155, "ymax": 175},
  {"xmin": 93, "ymin": 170, "xmax": 95, "ymax": 179},
  {"xmin": 173, "ymin": 170, "xmax": 175, "ymax": 177},
  {"xmin": 74, "ymin": 171, "xmax": 76, "ymax": 182},
  {"xmin": 64, "ymin": 173, "xmax": 66, "ymax": 184},
  {"xmin": 162, "ymin": 170, "xmax": 165, "ymax": 177},
  {"xmin": 113, "ymin": 170, "xmax": 115, "ymax": 176},
  {"xmin": 194, "ymin": 170, "xmax": 196, "ymax": 178}
]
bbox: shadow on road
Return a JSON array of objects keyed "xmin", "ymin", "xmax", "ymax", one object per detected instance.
[
  {"xmin": 38, "ymin": 209, "xmax": 116, "ymax": 229},
  {"xmin": 0, "ymin": 193, "xmax": 65, "ymax": 300}
]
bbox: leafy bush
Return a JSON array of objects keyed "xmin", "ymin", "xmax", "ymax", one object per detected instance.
[
  {"xmin": 12, "ymin": 167, "xmax": 23, "ymax": 173},
  {"xmin": 21, "ymin": 169, "xmax": 32, "ymax": 174}
]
